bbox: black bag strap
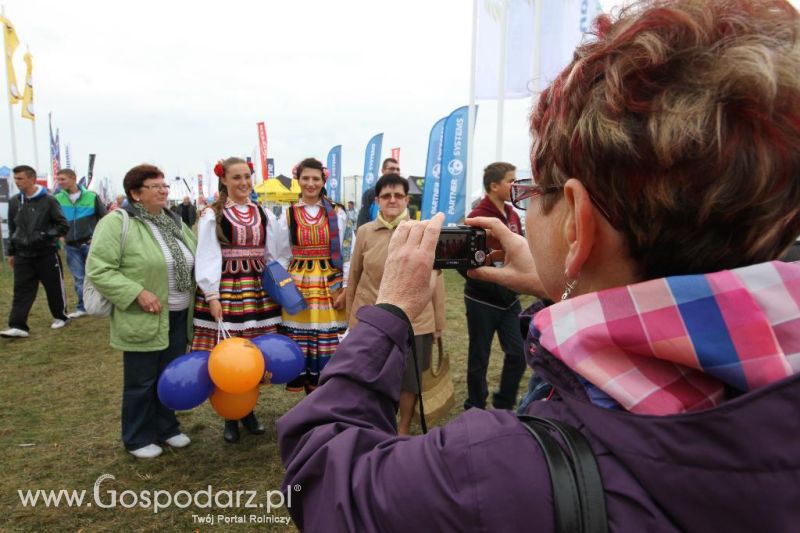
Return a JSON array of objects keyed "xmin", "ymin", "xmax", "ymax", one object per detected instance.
[{"xmin": 518, "ymin": 415, "xmax": 608, "ymax": 533}]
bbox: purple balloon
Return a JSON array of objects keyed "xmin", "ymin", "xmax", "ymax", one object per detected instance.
[
  {"xmin": 157, "ymin": 351, "xmax": 214, "ymax": 410},
  {"xmin": 251, "ymin": 334, "xmax": 305, "ymax": 384}
]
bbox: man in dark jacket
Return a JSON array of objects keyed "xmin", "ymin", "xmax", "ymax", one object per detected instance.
[
  {"xmin": 462, "ymin": 162, "xmax": 526, "ymax": 410},
  {"xmin": 54, "ymin": 168, "xmax": 106, "ymax": 318},
  {"xmin": 171, "ymin": 196, "xmax": 197, "ymax": 227},
  {"xmin": 1, "ymin": 165, "xmax": 70, "ymax": 338}
]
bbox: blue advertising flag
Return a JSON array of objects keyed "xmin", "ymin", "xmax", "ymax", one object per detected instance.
[
  {"xmin": 360, "ymin": 133, "xmax": 383, "ymax": 195},
  {"xmin": 326, "ymin": 145, "xmax": 342, "ymax": 203},
  {"xmin": 420, "ymin": 116, "xmax": 447, "ymax": 220},
  {"xmin": 437, "ymin": 105, "xmax": 476, "ymax": 225}
]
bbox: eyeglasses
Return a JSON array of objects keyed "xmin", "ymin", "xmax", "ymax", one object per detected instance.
[
  {"xmin": 378, "ymin": 192, "xmax": 407, "ymax": 201},
  {"xmin": 510, "ymin": 179, "xmax": 563, "ymax": 210},
  {"xmin": 140, "ymin": 184, "xmax": 171, "ymax": 191},
  {"xmin": 511, "ymin": 178, "xmax": 617, "ymax": 226}
]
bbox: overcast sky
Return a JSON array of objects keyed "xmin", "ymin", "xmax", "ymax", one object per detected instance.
[{"xmin": 2, "ymin": 0, "xmax": 799, "ymax": 202}]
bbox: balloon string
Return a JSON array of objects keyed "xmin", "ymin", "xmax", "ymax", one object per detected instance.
[{"xmin": 216, "ymin": 319, "xmax": 232, "ymax": 344}]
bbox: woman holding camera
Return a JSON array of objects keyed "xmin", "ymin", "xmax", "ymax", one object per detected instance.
[
  {"xmin": 278, "ymin": 1, "xmax": 800, "ymax": 530},
  {"xmin": 86, "ymin": 164, "xmax": 196, "ymax": 459},
  {"xmin": 346, "ymin": 174, "xmax": 445, "ymax": 435}
]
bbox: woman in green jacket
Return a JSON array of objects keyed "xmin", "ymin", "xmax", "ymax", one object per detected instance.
[{"xmin": 86, "ymin": 164, "xmax": 197, "ymax": 459}]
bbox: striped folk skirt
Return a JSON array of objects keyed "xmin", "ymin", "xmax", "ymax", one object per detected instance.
[
  {"xmin": 279, "ymin": 257, "xmax": 347, "ymax": 388},
  {"xmin": 191, "ymin": 264, "xmax": 281, "ymax": 352}
]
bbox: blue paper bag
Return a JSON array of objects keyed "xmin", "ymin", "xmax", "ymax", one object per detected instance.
[{"xmin": 262, "ymin": 261, "xmax": 308, "ymax": 315}]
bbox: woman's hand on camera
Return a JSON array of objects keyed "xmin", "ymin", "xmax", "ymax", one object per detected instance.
[
  {"xmin": 136, "ymin": 289, "xmax": 162, "ymax": 314},
  {"xmin": 209, "ymin": 299, "xmax": 223, "ymax": 321},
  {"xmin": 377, "ymin": 213, "xmax": 444, "ymax": 321},
  {"xmin": 465, "ymin": 216, "xmax": 546, "ymax": 298}
]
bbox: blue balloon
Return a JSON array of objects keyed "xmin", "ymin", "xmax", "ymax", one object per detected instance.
[
  {"xmin": 251, "ymin": 334, "xmax": 305, "ymax": 384},
  {"xmin": 157, "ymin": 351, "xmax": 215, "ymax": 410}
]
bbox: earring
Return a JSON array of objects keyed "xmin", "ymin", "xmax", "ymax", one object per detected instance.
[{"xmin": 561, "ymin": 275, "xmax": 578, "ymax": 301}]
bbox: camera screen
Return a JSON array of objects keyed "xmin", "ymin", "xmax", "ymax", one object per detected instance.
[{"xmin": 436, "ymin": 233, "xmax": 469, "ymax": 261}]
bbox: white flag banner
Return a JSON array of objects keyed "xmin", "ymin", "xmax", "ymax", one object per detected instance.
[
  {"xmin": 536, "ymin": 0, "xmax": 604, "ymax": 92},
  {"xmin": 475, "ymin": 0, "xmax": 535, "ymax": 99},
  {"xmin": 475, "ymin": 0, "xmax": 603, "ymax": 100}
]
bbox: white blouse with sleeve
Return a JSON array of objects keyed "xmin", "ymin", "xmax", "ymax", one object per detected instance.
[
  {"xmin": 196, "ymin": 204, "xmax": 288, "ymax": 299},
  {"xmin": 194, "ymin": 207, "xmax": 222, "ymax": 300},
  {"xmin": 265, "ymin": 207, "xmax": 291, "ymax": 268}
]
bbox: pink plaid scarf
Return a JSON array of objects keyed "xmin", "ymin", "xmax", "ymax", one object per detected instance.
[{"xmin": 534, "ymin": 261, "xmax": 800, "ymax": 415}]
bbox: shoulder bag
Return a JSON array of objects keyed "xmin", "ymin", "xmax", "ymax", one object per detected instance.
[{"xmin": 83, "ymin": 210, "xmax": 130, "ymax": 317}]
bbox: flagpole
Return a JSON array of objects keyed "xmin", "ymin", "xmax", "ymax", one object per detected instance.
[
  {"xmin": 467, "ymin": 0, "xmax": 479, "ymax": 219},
  {"xmin": 2, "ymin": 6, "xmax": 18, "ymax": 166},
  {"xmin": 26, "ymin": 45, "xmax": 39, "ymax": 172},
  {"xmin": 496, "ymin": 3, "xmax": 508, "ymax": 161},
  {"xmin": 30, "ymin": 113, "xmax": 38, "ymax": 169}
]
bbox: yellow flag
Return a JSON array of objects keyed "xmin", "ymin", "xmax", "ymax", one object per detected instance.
[
  {"xmin": 0, "ymin": 16, "xmax": 21, "ymax": 104},
  {"xmin": 21, "ymin": 51, "xmax": 34, "ymax": 120}
]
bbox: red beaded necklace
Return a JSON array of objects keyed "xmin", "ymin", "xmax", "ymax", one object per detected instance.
[
  {"xmin": 229, "ymin": 204, "xmax": 256, "ymax": 225},
  {"xmin": 298, "ymin": 204, "xmax": 324, "ymax": 225}
]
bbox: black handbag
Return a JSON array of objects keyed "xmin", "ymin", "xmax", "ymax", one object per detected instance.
[{"xmin": 517, "ymin": 415, "xmax": 608, "ymax": 533}]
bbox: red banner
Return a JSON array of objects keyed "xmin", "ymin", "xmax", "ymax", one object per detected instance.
[
  {"xmin": 391, "ymin": 147, "xmax": 401, "ymax": 164},
  {"xmin": 257, "ymin": 122, "xmax": 269, "ymax": 180}
]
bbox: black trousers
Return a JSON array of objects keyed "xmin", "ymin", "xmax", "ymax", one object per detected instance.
[
  {"xmin": 464, "ymin": 298, "xmax": 526, "ymax": 410},
  {"xmin": 8, "ymin": 252, "xmax": 69, "ymax": 331},
  {"xmin": 121, "ymin": 309, "xmax": 188, "ymax": 450}
]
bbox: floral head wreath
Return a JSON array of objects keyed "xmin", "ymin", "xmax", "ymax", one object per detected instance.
[
  {"xmin": 292, "ymin": 162, "xmax": 330, "ymax": 181},
  {"xmin": 214, "ymin": 159, "xmax": 256, "ymax": 179}
]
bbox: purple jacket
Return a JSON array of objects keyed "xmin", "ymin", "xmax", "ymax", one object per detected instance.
[{"xmin": 278, "ymin": 305, "xmax": 800, "ymax": 532}]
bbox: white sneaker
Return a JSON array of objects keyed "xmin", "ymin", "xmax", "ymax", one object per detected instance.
[
  {"xmin": 67, "ymin": 310, "xmax": 88, "ymax": 319},
  {"xmin": 50, "ymin": 319, "xmax": 68, "ymax": 330},
  {"xmin": 163, "ymin": 433, "xmax": 191, "ymax": 448},
  {"xmin": 129, "ymin": 444, "xmax": 163, "ymax": 459},
  {"xmin": 0, "ymin": 328, "xmax": 29, "ymax": 338}
]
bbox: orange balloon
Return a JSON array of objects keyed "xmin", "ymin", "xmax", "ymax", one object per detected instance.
[
  {"xmin": 209, "ymin": 387, "xmax": 259, "ymax": 420},
  {"xmin": 208, "ymin": 337, "xmax": 265, "ymax": 393}
]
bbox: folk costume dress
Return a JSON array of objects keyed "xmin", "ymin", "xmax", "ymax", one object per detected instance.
[
  {"xmin": 192, "ymin": 200, "xmax": 282, "ymax": 351},
  {"xmin": 275, "ymin": 198, "xmax": 353, "ymax": 391}
]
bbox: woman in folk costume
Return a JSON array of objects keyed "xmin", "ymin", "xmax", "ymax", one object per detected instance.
[
  {"xmin": 193, "ymin": 157, "xmax": 282, "ymax": 443},
  {"xmin": 276, "ymin": 157, "xmax": 354, "ymax": 394}
]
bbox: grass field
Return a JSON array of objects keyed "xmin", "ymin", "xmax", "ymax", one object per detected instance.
[{"xmin": 0, "ymin": 264, "xmax": 532, "ymax": 532}]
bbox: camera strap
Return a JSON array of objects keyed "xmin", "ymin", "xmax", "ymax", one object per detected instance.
[
  {"xmin": 410, "ymin": 331, "xmax": 427, "ymax": 434},
  {"xmin": 375, "ymin": 303, "xmax": 427, "ymax": 434},
  {"xmin": 517, "ymin": 415, "xmax": 607, "ymax": 533}
]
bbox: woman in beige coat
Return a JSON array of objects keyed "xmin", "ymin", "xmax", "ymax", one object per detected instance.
[{"xmin": 346, "ymin": 174, "xmax": 445, "ymax": 434}]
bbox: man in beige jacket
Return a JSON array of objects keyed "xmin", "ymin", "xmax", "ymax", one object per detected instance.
[{"xmin": 346, "ymin": 173, "xmax": 445, "ymax": 434}]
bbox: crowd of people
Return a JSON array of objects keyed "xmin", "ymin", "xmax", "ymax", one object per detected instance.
[
  {"xmin": 4, "ymin": 0, "xmax": 800, "ymax": 528},
  {"xmin": 3, "ymin": 154, "xmax": 408, "ymax": 458}
]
